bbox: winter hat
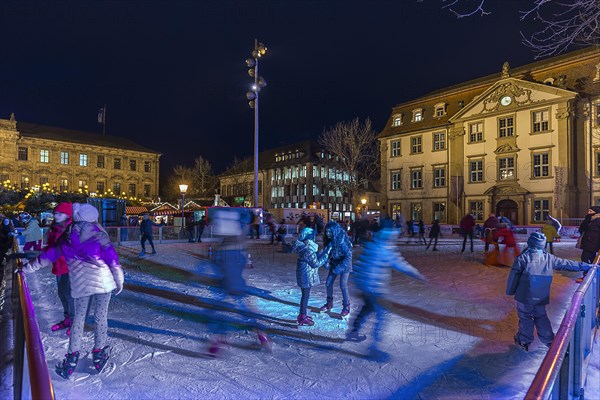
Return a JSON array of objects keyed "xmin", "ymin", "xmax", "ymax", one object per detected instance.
[
  {"xmin": 20, "ymin": 212, "xmax": 31, "ymax": 224},
  {"xmin": 72, "ymin": 203, "xmax": 99, "ymax": 222},
  {"xmin": 589, "ymin": 206, "xmax": 600, "ymax": 214},
  {"xmin": 298, "ymin": 227, "xmax": 314, "ymax": 241},
  {"xmin": 527, "ymin": 232, "xmax": 547, "ymax": 249},
  {"xmin": 53, "ymin": 202, "xmax": 73, "ymax": 217}
]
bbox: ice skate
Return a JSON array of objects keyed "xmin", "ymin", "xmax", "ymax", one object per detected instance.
[
  {"xmin": 51, "ymin": 316, "xmax": 71, "ymax": 332},
  {"xmin": 207, "ymin": 336, "xmax": 228, "ymax": 357},
  {"xmin": 319, "ymin": 298, "xmax": 333, "ymax": 313},
  {"xmin": 340, "ymin": 304, "xmax": 351, "ymax": 318},
  {"xmin": 297, "ymin": 314, "xmax": 314, "ymax": 326},
  {"xmin": 346, "ymin": 329, "xmax": 366, "ymax": 342},
  {"xmin": 138, "ymin": 250, "xmax": 146, "ymax": 257},
  {"xmin": 513, "ymin": 335, "xmax": 529, "ymax": 352},
  {"xmin": 55, "ymin": 351, "xmax": 79, "ymax": 379},
  {"xmin": 257, "ymin": 331, "xmax": 273, "ymax": 353},
  {"xmin": 92, "ymin": 345, "xmax": 111, "ymax": 373}
]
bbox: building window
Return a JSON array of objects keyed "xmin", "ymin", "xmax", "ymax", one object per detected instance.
[
  {"xmin": 499, "ymin": 117, "xmax": 514, "ymax": 137},
  {"xmin": 412, "ymin": 109, "xmax": 423, "ymax": 122},
  {"xmin": 130, "ymin": 159, "xmax": 137, "ymax": 171},
  {"xmin": 498, "ymin": 157, "xmax": 515, "ymax": 180},
  {"xmin": 469, "ymin": 200, "xmax": 484, "ymax": 221},
  {"xmin": 114, "ymin": 158, "xmax": 121, "ymax": 170},
  {"xmin": 390, "ymin": 170, "xmax": 401, "ymax": 190},
  {"xmin": 532, "ymin": 110, "xmax": 549, "ymax": 132},
  {"xmin": 533, "ymin": 152, "xmax": 550, "ymax": 178},
  {"xmin": 469, "ymin": 122, "xmax": 483, "ymax": 143},
  {"xmin": 60, "ymin": 151, "xmax": 69, "ymax": 165},
  {"xmin": 533, "ymin": 199, "xmax": 550, "ymax": 222},
  {"xmin": 40, "ymin": 149, "xmax": 49, "ymax": 163},
  {"xmin": 392, "ymin": 114, "xmax": 403, "ymax": 126},
  {"xmin": 434, "ymin": 103, "xmax": 446, "ymax": 117},
  {"xmin": 433, "ymin": 132, "xmax": 445, "ymax": 151},
  {"xmin": 433, "ymin": 202, "xmax": 446, "ymax": 221},
  {"xmin": 59, "ymin": 179, "xmax": 68, "ymax": 192},
  {"xmin": 410, "ymin": 136, "xmax": 422, "ymax": 154},
  {"xmin": 18, "ymin": 147, "xmax": 28, "ymax": 161},
  {"xmin": 144, "ymin": 161, "xmax": 151, "ymax": 173},
  {"xmin": 596, "ymin": 153, "xmax": 600, "ymax": 176},
  {"xmin": 433, "ymin": 166, "xmax": 446, "ymax": 187},
  {"xmin": 391, "ymin": 140, "xmax": 401, "ymax": 157},
  {"xmin": 97, "ymin": 181, "xmax": 105, "ymax": 193},
  {"xmin": 78, "ymin": 180, "xmax": 87, "ymax": 190},
  {"xmin": 21, "ymin": 176, "xmax": 29, "ymax": 189},
  {"xmin": 97, "ymin": 155, "xmax": 105, "ymax": 168},
  {"xmin": 595, "ymin": 103, "xmax": 600, "ymax": 126},
  {"xmin": 143, "ymin": 184, "xmax": 151, "ymax": 197},
  {"xmin": 469, "ymin": 159, "xmax": 483, "ymax": 182},
  {"xmin": 113, "ymin": 182, "xmax": 121, "ymax": 194},
  {"xmin": 410, "ymin": 202, "xmax": 422, "ymax": 221},
  {"xmin": 79, "ymin": 154, "xmax": 88, "ymax": 167},
  {"xmin": 410, "ymin": 168, "xmax": 423, "ymax": 189},
  {"xmin": 128, "ymin": 183, "xmax": 136, "ymax": 197},
  {"xmin": 40, "ymin": 177, "xmax": 48, "ymax": 185}
]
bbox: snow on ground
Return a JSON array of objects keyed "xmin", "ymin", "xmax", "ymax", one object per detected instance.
[{"xmin": 24, "ymin": 237, "xmax": 599, "ymax": 400}]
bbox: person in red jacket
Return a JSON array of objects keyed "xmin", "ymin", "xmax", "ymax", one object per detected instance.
[
  {"xmin": 47, "ymin": 202, "xmax": 74, "ymax": 334},
  {"xmin": 460, "ymin": 213, "xmax": 475, "ymax": 253},
  {"xmin": 495, "ymin": 223, "xmax": 520, "ymax": 266}
]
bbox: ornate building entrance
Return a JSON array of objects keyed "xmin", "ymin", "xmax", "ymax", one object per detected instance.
[{"xmin": 496, "ymin": 199, "xmax": 519, "ymax": 225}]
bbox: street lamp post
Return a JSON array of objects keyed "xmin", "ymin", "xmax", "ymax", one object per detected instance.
[
  {"xmin": 245, "ymin": 40, "xmax": 267, "ymax": 208},
  {"xmin": 179, "ymin": 184, "xmax": 188, "ymax": 231},
  {"xmin": 361, "ymin": 198, "xmax": 367, "ymax": 217}
]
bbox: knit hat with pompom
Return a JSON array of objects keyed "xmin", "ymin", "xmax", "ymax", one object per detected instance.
[
  {"xmin": 72, "ymin": 203, "xmax": 99, "ymax": 223},
  {"xmin": 527, "ymin": 232, "xmax": 547, "ymax": 249}
]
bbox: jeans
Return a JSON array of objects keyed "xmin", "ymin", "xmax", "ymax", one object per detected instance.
[
  {"xmin": 300, "ymin": 287, "xmax": 311, "ymax": 315},
  {"xmin": 325, "ymin": 271, "xmax": 350, "ymax": 307},
  {"xmin": 353, "ymin": 293, "xmax": 386, "ymax": 343},
  {"xmin": 141, "ymin": 233, "xmax": 155, "ymax": 252},
  {"xmin": 69, "ymin": 292, "xmax": 112, "ymax": 353},
  {"xmin": 516, "ymin": 301, "xmax": 554, "ymax": 346},
  {"xmin": 56, "ymin": 274, "xmax": 74, "ymax": 319},
  {"xmin": 461, "ymin": 231, "xmax": 474, "ymax": 252},
  {"xmin": 426, "ymin": 236, "xmax": 438, "ymax": 249},
  {"xmin": 544, "ymin": 241, "xmax": 554, "ymax": 254}
]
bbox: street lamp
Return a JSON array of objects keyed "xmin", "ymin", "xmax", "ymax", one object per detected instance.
[
  {"xmin": 246, "ymin": 39, "xmax": 267, "ymax": 208},
  {"xmin": 361, "ymin": 198, "xmax": 367, "ymax": 217},
  {"xmin": 179, "ymin": 184, "xmax": 188, "ymax": 229}
]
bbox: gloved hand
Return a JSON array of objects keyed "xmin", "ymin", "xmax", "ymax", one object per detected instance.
[{"xmin": 114, "ymin": 279, "xmax": 123, "ymax": 295}]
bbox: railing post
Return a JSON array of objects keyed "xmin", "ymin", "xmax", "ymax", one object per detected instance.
[
  {"xmin": 159, "ymin": 226, "xmax": 163, "ymax": 244},
  {"xmin": 117, "ymin": 227, "xmax": 121, "ymax": 246}
]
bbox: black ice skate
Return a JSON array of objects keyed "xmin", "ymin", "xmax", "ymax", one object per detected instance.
[
  {"xmin": 514, "ymin": 335, "xmax": 529, "ymax": 352},
  {"xmin": 55, "ymin": 351, "xmax": 80, "ymax": 379},
  {"xmin": 346, "ymin": 329, "xmax": 366, "ymax": 342},
  {"xmin": 92, "ymin": 345, "xmax": 111, "ymax": 373}
]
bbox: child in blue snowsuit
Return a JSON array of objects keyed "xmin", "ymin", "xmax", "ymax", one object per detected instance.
[
  {"xmin": 506, "ymin": 232, "xmax": 591, "ymax": 351},
  {"xmin": 292, "ymin": 227, "xmax": 331, "ymax": 326},
  {"xmin": 348, "ymin": 219, "xmax": 426, "ymax": 361}
]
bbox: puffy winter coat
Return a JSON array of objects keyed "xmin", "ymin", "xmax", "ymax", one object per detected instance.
[
  {"xmin": 46, "ymin": 219, "xmax": 72, "ymax": 276},
  {"xmin": 429, "ymin": 222, "xmax": 440, "ymax": 238},
  {"xmin": 353, "ymin": 228, "xmax": 425, "ymax": 296},
  {"xmin": 541, "ymin": 224, "xmax": 558, "ymax": 243},
  {"xmin": 578, "ymin": 214, "xmax": 600, "ymax": 253},
  {"xmin": 25, "ymin": 221, "xmax": 123, "ymax": 298},
  {"xmin": 323, "ymin": 221, "xmax": 353, "ymax": 275},
  {"xmin": 506, "ymin": 249, "xmax": 589, "ymax": 305},
  {"xmin": 23, "ymin": 219, "xmax": 43, "ymax": 242},
  {"xmin": 293, "ymin": 240, "xmax": 330, "ymax": 288},
  {"xmin": 460, "ymin": 214, "xmax": 475, "ymax": 233}
]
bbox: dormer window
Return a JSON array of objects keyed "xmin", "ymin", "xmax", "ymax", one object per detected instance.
[
  {"xmin": 391, "ymin": 114, "xmax": 403, "ymax": 127},
  {"xmin": 412, "ymin": 109, "xmax": 423, "ymax": 122},
  {"xmin": 434, "ymin": 103, "xmax": 446, "ymax": 117}
]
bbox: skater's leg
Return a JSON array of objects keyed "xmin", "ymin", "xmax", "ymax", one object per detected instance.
[
  {"xmin": 339, "ymin": 272, "xmax": 350, "ymax": 307},
  {"xmin": 352, "ymin": 294, "xmax": 374, "ymax": 332},
  {"xmin": 549, "ymin": 242, "xmax": 553, "ymax": 254},
  {"xmin": 56, "ymin": 274, "xmax": 74, "ymax": 319},
  {"xmin": 325, "ymin": 270, "xmax": 336, "ymax": 301},
  {"xmin": 69, "ymin": 296, "xmax": 91, "ymax": 353},
  {"xmin": 469, "ymin": 231, "xmax": 474, "ymax": 252},
  {"xmin": 300, "ymin": 287, "xmax": 311, "ymax": 316},
  {"xmin": 140, "ymin": 235, "xmax": 147, "ymax": 252},
  {"xmin": 515, "ymin": 302, "xmax": 535, "ymax": 345},
  {"xmin": 533, "ymin": 305, "xmax": 555, "ymax": 346},
  {"xmin": 432, "ymin": 236, "xmax": 438, "ymax": 250},
  {"xmin": 147, "ymin": 235, "xmax": 156, "ymax": 252},
  {"xmin": 91, "ymin": 292, "xmax": 112, "ymax": 350},
  {"xmin": 372, "ymin": 297, "xmax": 387, "ymax": 343},
  {"xmin": 461, "ymin": 235, "xmax": 467, "ymax": 252}
]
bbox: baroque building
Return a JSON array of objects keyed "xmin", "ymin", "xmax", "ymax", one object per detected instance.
[
  {"xmin": 379, "ymin": 47, "xmax": 600, "ymax": 225},
  {"xmin": 219, "ymin": 140, "xmax": 358, "ymax": 219},
  {"xmin": 0, "ymin": 116, "xmax": 161, "ymax": 200}
]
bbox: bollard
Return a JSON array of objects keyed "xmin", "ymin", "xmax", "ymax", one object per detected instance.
[
  {"xmin": 247, "ymin": 253, "xmax": 254, "ymax": 269},
  {"xmin": 208, "ymin": 245, "xmax": 212, "ymax": 259}
]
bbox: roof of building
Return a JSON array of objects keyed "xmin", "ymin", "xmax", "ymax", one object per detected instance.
[{"xmin": 17, "ymin": 121, "xmax": 161, "ymax": 155}]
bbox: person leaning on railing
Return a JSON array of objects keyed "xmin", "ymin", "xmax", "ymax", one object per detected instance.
[{"xmin": 506, "ymin": 232, "xmax": 592, "ymax": 352}]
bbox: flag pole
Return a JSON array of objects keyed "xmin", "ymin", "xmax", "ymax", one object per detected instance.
[{"xmin": 103, "ymin": 104, "xmax": 106, "ymax": 135}]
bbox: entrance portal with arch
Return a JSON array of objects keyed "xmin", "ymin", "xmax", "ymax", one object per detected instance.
[{"xmin": 496, "ymin": 199, "xmax": 519, "ymax": 225}]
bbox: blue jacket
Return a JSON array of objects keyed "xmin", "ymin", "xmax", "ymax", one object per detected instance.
[
  {"xmin": 293, "ymin": 240, "xmax": 330, "ymax": 289},
  {"xmin": 324, "ymin": 221, "xmax": 353, "ymax": 274},
  {"xmin": 353, "ymin": 228, "xmax": 426, "ymax": 296},
  {"xmin": 506, "ymin": 249, "xmax": 589, "ymax": 305}
]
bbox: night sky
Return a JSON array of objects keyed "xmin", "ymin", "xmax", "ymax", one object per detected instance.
[{"xmin": 0, "ymin": 1, "xmax": 547, "ymax": 179}]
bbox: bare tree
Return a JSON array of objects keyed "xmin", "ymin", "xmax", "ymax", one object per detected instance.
[
  {"xmin": 440, "ymin": 0, "xmax": 600, "ymax": 58},
  {"xmin": 162, "ymin": 165, "xmax": 194, "ymax": 201},
  {"xmin": 318, "ymin": 117, "xmax": 380, "ymax": 195},
  {"xmin": 191, "ymin": 156, "xmax": 217, "ymax": 198}
]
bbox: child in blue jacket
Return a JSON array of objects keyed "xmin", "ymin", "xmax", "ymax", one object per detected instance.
[{"xmin": 506, "ymin": 232, "xmax": 592, "ymax": 351}]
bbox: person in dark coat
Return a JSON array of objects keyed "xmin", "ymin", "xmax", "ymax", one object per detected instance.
[
  {"xmin": 139, "ymin": 213, "xmax": 160, "ymax": 256},
  {"xmin": 0, "ymin": 217, "xmax": 14, "ymax": 265},
  {"xmin": 418, "ymin": 220, "xmax": 427, "ymax": 245},
  {"xmin": 483, "ymin": 213, "xmax": 499, "ymax": 252},
  {"xmin": 186, "ymin": 215, "xmax": 195, "ymax": 242},
  {"xmin": 426, "ymin": 220, "xmax": 440, "ymax": 251},
  {"xmin": 195, "ymin": 216, "xmax": 206, "ymax": 243},
  {"xmin": 119, "ymin": 213, "xmax": 128, "ymax": 242},
  {"xmin": 292, "ymin": 227, "xmax": 331, "ymax": 326},
  {"xmin": 319, "ymin": 221, "xmax": 353, "ymax": 317},
  {"xmin": 577, "ymin": 206, "xmax": 600, "ymax": 282},
  {"xmin": 506, "ymin": 232, "xmax": 591, "ymax": 351},
  {"xmin": 460, "ymin": 213, "xmax": 475, "ymax": 253}
]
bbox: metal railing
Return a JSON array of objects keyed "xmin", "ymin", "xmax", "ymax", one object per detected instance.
[
  {"xmin": 526, "ymin": 263, "xmax": 599, "ymax": 399},
  {"xmin": 8, "ymin": 239, "xmax": 55, "ymax": 400}
]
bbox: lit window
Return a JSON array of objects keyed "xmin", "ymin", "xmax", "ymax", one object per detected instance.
[
  {"xmin": 113, "ymin": 182, "xmax": 121, "ymax": 194},
  {"xmin": 410, "ymin": 168, "xmax": 422, "ymax": 189},
  {"xmin": 128, "ymin": 183, "xmax": 136, "ymax": 197},
  {"xmin": 392, "ymin": 115, "xmax": 403, "ymax": 126},
  {"xmin": 60, "ymin": 179, "xmax": 69, "ymax": 192},
  {"xmin": 79, "ymin": 154, "xmax": 88, "ymax": 167},
  {"xmin": 470, "ymin": 201, "xmax": 484, "ymax": 221},
  {"xmin": 97, "ymin": 181, "xmax": 105, "ymax": 193},
  {"xmin": 533, "ymin": 199, "xmax": 550, "ymax": 222},
  {"xmin": 411, "ymin": 136, "xmax": 422, "ymax": 154},
  {"xmin": 533, "ymin": 153, "xmax": 550, "ymax": 177},
  {"xmin": 433, "ymin": 202, "xmax": 446, "ymax": 221},
  {"xmin": 391, "ymin": 170, "xmax": 401, "ymax": 190},
  {"xmin": 433, "ymin": 132, "xmax": 445, "ymax": 151},
  {"xmin": 499, "ymin": 117, "xmax": 514, "ymax": 137},
  {"xmin": 470, "ymin": 160, "xmax": 483, "ymax": 182},
  {"xmin": 144, "ymin": 161, "xmax": 151, "ymax": 173},
  {"xmin": 499, "ymin": 157, "xmax": 515, "ymax": 180},
  {"xmin": 469, "ymin": 122, "xmax": 483, "ymax": 142},
  {"xmin": 40, "ymin": 149, "xmax": 49, "ymax": 163},
  {"xmin": 433, "ymin": 166, "xmax": 446, "ymax": 187},
  {"xmin": 130, "ymin": 159, "xmax": 137, "ymax": 171},
  {"xmin": 532, "ymin": 110, "xmax": 549, "ymax": 132},
  {"xmin": 391, "ymin": 140, "xmax": 401, "ymax": 157},
  {"xmin": 412, "ymin": 109, "xmax": 423, "ymax": 122},
  {"xmin": 434, "ymin": 103, "xmax": 446, "ymax": 117},
  {"xmin": 60, "ymin": 151, "xmax": 69, "ymax": 165},
  {"xmin": 78, "ymin": 180, "xmax": 87, "ymax": 188}
]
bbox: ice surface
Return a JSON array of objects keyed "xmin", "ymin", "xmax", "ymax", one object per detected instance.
[{"xmin": 23, "ymin": 239, "xmax": 599, "ymax": 399}]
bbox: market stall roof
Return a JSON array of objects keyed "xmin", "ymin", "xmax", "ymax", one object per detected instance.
[{"xmin": 125, "ymin": 206, "xmax": 149, "ymax": 215}]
